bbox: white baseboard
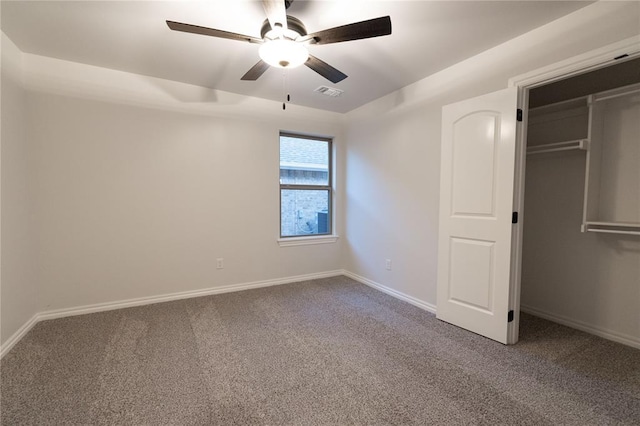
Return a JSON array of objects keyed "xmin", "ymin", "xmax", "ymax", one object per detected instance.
[
  {"xmin": 0, "ymin": 270, "xmax": 343, "ymax": 359},
  {"xmin": 521, "ymin": 304, "xmax": 640, "ymax": 350},
  {"xmin": 6, "ymin": 272, "xmax": 636, "ymax": 358},
  {"xmin": 36, "ymin": 270, "xmax": 344, "ymax": 322},
  {"xmin": 0, "ymin": 314, "xmax": 39, "ymax": 359},
  {"xmin": 342, "ymin": 270, "xmax": 437, "ymax": 314},
  {"xmin": 344, "ymin": 273, "xmax": 640, "ymax": 350}
]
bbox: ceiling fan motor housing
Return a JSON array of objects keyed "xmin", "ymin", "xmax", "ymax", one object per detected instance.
[{"xmin": 260, "ymin": 15, "xmax": 307, "ymax": 39}]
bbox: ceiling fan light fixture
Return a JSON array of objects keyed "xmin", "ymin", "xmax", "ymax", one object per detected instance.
[{"xmin": 259, "ymin": 39, "xmax": 309, "ymax": 69}]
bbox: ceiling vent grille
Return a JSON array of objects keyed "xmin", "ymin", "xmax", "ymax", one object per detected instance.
[{"xmin": 314, "ymin": 86, "xmax": 344, "ymax": 97}]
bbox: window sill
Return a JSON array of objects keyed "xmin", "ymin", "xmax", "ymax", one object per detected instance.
[{"xmin": 277, "ymin": 235, "xmax": 339, "ymax": 247}]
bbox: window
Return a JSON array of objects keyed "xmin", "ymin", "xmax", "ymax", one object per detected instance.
[{"xmin": 280, "ymin": 133, "xmax": 332, "ymax": 238}]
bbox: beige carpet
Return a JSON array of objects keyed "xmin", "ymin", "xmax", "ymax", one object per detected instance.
[{"xmin": 1, "ymin": 276, "xmax": 639, "ymax": 425}]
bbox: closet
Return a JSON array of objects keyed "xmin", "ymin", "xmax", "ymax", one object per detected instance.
[{"xmin": 520, "ymin": 56, "xmax": 640, "ymax": 345}]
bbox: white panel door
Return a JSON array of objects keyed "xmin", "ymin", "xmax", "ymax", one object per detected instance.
[{"xmin": 437, "ymin": 87, "xmax": 518, "ymax": 344}]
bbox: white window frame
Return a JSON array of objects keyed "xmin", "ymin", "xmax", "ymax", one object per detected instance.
[{"xmin": 278, "ymin": 132, "xmax": 338, "ymax": 246}]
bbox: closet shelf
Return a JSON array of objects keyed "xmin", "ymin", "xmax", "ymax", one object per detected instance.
[
  {"xmin": 582, "ymin": 221, "xmax": 640, "ymax": 236},
  {"xmin": 529, "ymin": 96, "xmax": 587, "ymax": 114},
  {"xmin": 527, "ymin": 139, "xmax": 588, "ymax": 155},
  {"xmin": 593, "ymin": 84, "xmax": 640, "ymax": 103}
]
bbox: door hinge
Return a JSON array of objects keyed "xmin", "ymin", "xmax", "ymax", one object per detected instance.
[
  {"xmin": 516, "ymin": 108, "xmax": 523, "ymax": 122},
  {"xmin": 508, "ymin": 310, "xmax": 514, "ymax": 323},
  {"xmin": 512, "ymin": 212, "xmax": 518, "ymax": 224}
]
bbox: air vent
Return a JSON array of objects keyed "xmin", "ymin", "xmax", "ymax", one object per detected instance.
[{"xmin": 314, "ymin": 86, "xmax": 344, "ymax": 97}]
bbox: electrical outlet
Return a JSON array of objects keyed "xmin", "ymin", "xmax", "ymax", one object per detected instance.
[
  {"xmin": 216, "ymin": 258, "xmax": 224, "ymax": 269},
  {"xmin": 385, "ymin": 259, "xmax": 392, "ymax": 270}
]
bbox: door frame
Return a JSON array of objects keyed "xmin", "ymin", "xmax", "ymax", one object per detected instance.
[{"xmin": 506, "ymin": 35, "xmax": 640, "ymax": 344}]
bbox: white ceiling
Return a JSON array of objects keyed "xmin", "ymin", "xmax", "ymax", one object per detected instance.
[{"xmin": 2, "ymin": 1, "xmax": 594, "ymax": 113}]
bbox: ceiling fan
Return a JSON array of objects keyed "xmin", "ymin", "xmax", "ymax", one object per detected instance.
[{"xmin": 166, "ymin": 0, "xmax": 392, "ymax": 84}]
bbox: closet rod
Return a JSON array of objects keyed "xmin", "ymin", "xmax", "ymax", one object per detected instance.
[
  {"xmin": 527, "ymin": 146, "xmax": 581, "ymax": 154},
  {"xmin": 586, "ymin": 228, "xmax": 640, "ymax": 236},
  {"xmin": 585, "ymin": 221, "xmax": 640, "ymax": 227},
  {"xmin": 527, "ymin": 139, "xmax": 588, "ymax": 155}
]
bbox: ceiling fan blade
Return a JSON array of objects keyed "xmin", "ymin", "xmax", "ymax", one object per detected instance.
[
  {"xmin": 300, "ymin": 16, "xmax": 391, "ymax": 45},
  {"xmin": 261, "ymin": 0, "xmax": 288, "ymax": 31},
  {"xmin": 166, "ymin": 21, "xmax": 262, "ymax": 44},
  {"xmin": 241, "ymin": 60, "xmax": 270, "ymax": 81},
  {"xmin": 305, "ymin": 55, "xmax": 347, "ymax": 84}
]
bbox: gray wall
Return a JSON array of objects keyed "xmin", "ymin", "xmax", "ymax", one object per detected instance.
[
  {"xmin": 342, "ymin": 1, "xmax": 640, "ymax": 343},
  {"xmin": 1, "ymin": 1, "xmax": 639, "ymax": 349},
  {"xmin": 1, "ymin": 44, "xmax": 345, "ymax": 347},
  {"xmin": 1, "ymin": 34, "xmax": 38, "ymax": 344}
]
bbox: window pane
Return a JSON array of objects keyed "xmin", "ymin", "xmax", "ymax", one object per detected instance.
[
  {"xmin": 280, "ymin": 136, "xmax": 329, "ymax": 186},
  {"xmin": 281, "ymin": 189, "xmax": 330, "ymax": 237}
]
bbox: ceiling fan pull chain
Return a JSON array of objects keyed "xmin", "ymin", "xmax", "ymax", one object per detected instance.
[
  {"xmin": 286, "ymin": 69, "xmax": 291, "ymax": 103},
  {"xmin": 282, "ymin": 69, "xmax": 290, "ymax": 110}
]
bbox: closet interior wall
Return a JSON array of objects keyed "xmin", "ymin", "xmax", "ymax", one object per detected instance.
[{"xmin": 520, "ymin": 59, "xmax": 640, "ymax": 346}]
